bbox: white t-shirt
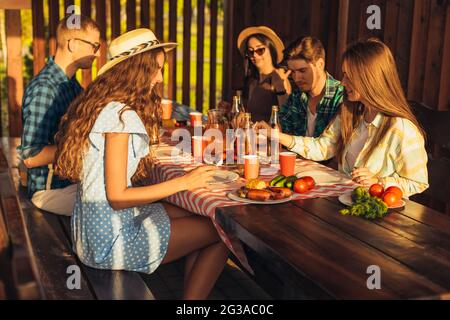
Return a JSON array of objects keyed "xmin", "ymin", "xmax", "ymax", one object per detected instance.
[
  {"xmin": 306, "ymin": 107, "xmax": 318, "ymax": 137},
  {"xmin": 345, "ymin": 120, "xmax": 370, "ymax": 170}
]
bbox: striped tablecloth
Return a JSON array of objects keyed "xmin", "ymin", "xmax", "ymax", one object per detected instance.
[{"xmin": 150, "ymin": 138, "xmax": 357, "ymax": 273}]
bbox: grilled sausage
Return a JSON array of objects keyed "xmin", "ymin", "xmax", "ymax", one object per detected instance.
[
  {"xmin": 267, "ymin": 187, "xmax": 293, "ymax": 200},
  {"xmin": 247, "ymin": 189, "xmax": 271, "ymax": 201}
]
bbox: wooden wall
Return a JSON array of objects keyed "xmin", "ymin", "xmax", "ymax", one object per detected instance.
[
  {"xmin": 223, "ymin": 0, "xmax": 449, "ymax": 111},
  {"xmin": 0, "ymin": 0, "xmax": 221, "ymax": 136}
]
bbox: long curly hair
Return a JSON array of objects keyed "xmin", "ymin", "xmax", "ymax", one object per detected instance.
[{"xmin": 55, "ymin": 48, "xmax": 165, "ymax": 182}]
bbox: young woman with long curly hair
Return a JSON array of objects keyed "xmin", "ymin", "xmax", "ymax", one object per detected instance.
[{"xmin": 54, "ymin": 29, "xmax": 228, "ymax": 300}]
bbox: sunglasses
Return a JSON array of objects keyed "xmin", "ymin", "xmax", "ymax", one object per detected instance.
[
  {"xmin": 71, "ymin": 38, "xmax": 101, "ymax": 53},
  {"xmin": 246, "ymin": 47, "xmax": 266, "ymax": 58}
]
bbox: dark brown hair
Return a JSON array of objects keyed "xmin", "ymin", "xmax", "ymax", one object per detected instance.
[{"xmin": 284, "ymin": 36, "xmax": 325, "ymax": 64}]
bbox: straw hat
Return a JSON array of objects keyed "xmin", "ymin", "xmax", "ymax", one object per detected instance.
[
  {"xmin": 237, "ymin": 26, "xmax": 284, "ymax": 64},
  {"xmin": 98, "ymin": 28, "xmax": 177, "ymax": 76}
]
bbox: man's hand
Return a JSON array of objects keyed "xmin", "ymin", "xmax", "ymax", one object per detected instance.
[
  {"xmin": 273, "ymin": 68, "xmax": 292, "ymax": 95},
  {"xmin": 23, "ymin": 145, "xmax": 57, "ymax": 168}
]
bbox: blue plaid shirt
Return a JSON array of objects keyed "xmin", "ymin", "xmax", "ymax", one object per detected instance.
[
  {"xmin": 18, "ymin": 57, "xmax": 83, "ymax": 197},
  {"xmin": 280, "ymin": 72, "xmax": 344, "ymax": 137}
]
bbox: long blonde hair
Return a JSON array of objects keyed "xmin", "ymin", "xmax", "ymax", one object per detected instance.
[
  {"xmin": 55, "ymin": 48, "xmax": 165, "ymax": 182},
  {"xmin": 335, "ymin": 38, "xmax": 424, "ymax": 164}
]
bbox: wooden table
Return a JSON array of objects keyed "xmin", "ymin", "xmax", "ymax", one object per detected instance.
[{"xmin": 216, "ymin": 197, "xmax": 450, "ymax": 299}]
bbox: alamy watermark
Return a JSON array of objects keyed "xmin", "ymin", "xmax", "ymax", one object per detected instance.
[
  {"xmin": 366, "ymin": 5, "xmax": 382, "ymax": 30},
  {"xmin": 366, "ymin": 265, "xmax": 381, "ymax": 290}
]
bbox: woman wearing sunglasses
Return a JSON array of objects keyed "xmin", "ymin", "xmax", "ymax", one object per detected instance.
[
  {"xmin": 232, "ymin": 26, "xmax": 291, "ymax": 122},
  {"xmin": 255, "ymin": 39, "xmax": 428, "ymax": 198}
]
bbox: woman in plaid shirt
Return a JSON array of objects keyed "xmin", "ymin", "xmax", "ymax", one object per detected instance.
[{"xmin": 256, "ymin": 39, "xmax": 428, "ymax": 198}]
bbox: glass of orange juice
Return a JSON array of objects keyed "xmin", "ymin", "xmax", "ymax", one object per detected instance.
[{"xmin": 243, "ymin": 155, "xmax": 260, "ymax": 180}]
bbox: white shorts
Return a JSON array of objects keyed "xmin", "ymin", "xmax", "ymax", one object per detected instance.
[{"xmin": 31, "ymin": 184, "xmax": 77, "ymax": 216}]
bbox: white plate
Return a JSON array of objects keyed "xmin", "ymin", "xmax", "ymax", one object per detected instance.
[
  {"xmin": 206, "ymin": 170, "xmax": 239, "ymax": 185},
  {"xmin": 227, "ymin": 190, "xmax": 293, "ymax": 204},
  {"xmin": 338, "ymin": 193, "xmax": 405, "ymax": 209},
  {"xmin": 296, "ymin": 169, "xmax": 351, "ymax": 185}
]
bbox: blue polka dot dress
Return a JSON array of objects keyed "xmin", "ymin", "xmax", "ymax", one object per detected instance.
[{"xmin": 71, "ymin": 101, "xmax": 171, "ymax": 274}]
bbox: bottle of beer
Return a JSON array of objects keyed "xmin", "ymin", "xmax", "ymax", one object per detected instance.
[
  {"xmin": 242, "ymin": 113, "xmax": 255, "ymax": 155},
  {"xmin": 268, "ymin": 105, "xmax": 281, "ymax": 159},
  {"xmin": 230, "ymin": 96, "xmax": 241, "ymax": 129},
  {"xmin": 236, "ymin": 90, "xmax": 245, "ymax": 112}
]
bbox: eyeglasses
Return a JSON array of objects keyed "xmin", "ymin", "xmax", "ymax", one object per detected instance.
[
  {"xmin": 70, "ymin": 38, "xmax": 101, "ymax": 53},
  {"xmin": 246, "ymin": 47, "xmax": 266, "ymax": 58}
]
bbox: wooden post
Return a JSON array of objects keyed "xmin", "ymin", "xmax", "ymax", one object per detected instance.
[
  {"xmin": 222, "ymin": 0, "xmax": 234, "ymax": 102},
  {"xmin": 48, "ymin": 0, "xmax": 60, "ymax": 57},
  {"xmin": 407, "ymin": 0, "xmax": 430, "ymax": 103},
  {"xmin": 95, "ymin": 0, "xmax": 107, "ymax": 71},
  {"xmin": 438, "ymin": 4, "xmax": 450, "ymax": 111},
  {"xmin": 126, "ymin": 0, "xmax": 136, "ymax": 31},
  {"xmin": 335, "ymin": 0, "xmax": 349, "ymax": 80},
  {"xmin": 196, "ymin": 0, "xmax": 205, "ymax": 112},
  {"xmin": 209, "ymin": 0, "xmax": 218, "ymax": 108},
  {"xmin": 140, "ymin": 0, "xmax": 150, "ymax": 28},
  {"xmin": 81, "ymin": 0, "xmax": 92, "ymax": 88},
  {"xmin": 422, "ymin": 0, "xmax": 446, "ymax": 109},
  {"xmin": 32, "ymin": 0, "xmax": 46, "ymax": 76},
  {"xmin": 167, "ymin": 0, "xmax": 177, "ymax": 101},
  {"xmin": 5, "ymin": 10, "xmax": 23, "ymax": 137},
  {"xmin": 155, "ymin": 0, "xmax": 164, "ymax": 41},
  {"xmin": 110, "ymin": 0, "xmax": 121, "ymax": 39},
  {"xmin": 182, "ymin": 0, "xmax": 192, "ymax": 106}
]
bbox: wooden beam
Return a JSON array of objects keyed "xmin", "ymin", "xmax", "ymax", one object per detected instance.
[
  {"xmin": 182, "ymin": 0, "xmax": 192, "ymax": 106},
  {"xmin": 81, "ymin": 0, "xmax": 92, "ymax": 88},
  {"xmin": 309, "ymin": 0, "xmax": 322, "ymax": 37},
  {"xmin": 140, "ymin": 0, "xmax": 150, "ymax": 28},
  {"xmin": 195, "ymin": 0, "xmax": 205, "ymax": 112},
  {"xmin": 95, "ymin": 0, "xmax": 107, "ymax": 72},
  {"xmin": 335, "ymin": 0, "xmax": 349, "ymax": 80},
  {"xmin": 48, "ymin": 0, "xmax": 60, "ymax": 57},
  {"xmin": 222, "ymin": 0, "xmax": 234, "ymax": 102},
  {"xmin": 126, "ymin": 0, "xmax": 136, "ymax": 31},
  {"xmin": 155, "ymin": 0, "xmax": 164, "ymax": 41},
  {"xmin": 167, "ymin": 0, "xmax": 177, "ymax": 100},
  {"xmin": 5, "ymin": 10, "xmax": 24, "ymax": 137},
  {"xmin": 422, "ymin": 0, "xmax": 445, "ymax": 108},
  {"xmin": 209, "ymin": 0, "xmax": 218, "ymax": 108},
  {"xmin": 384, "ymin": 0, "xmax": 399, "ymax": 52},
  {"xmin": 407, "ymin": 0, "xmax": 431, "ymax": 102},
  {"xmin": 0, "ymin": 0, "xmax": 31, "ymax": 9},
  {"xmin": 110, "ymin": 0, "xmax": 121, "ymax": 39},
  {"xmin": 438, "ymin": 4, "xmax": 450, "ymax": 111},
  {"xmin": 31, "ymin": 0, "xmax": 46, "ymax": 76}
]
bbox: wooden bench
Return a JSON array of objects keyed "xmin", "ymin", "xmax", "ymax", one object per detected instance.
[{"xmin": 0, "ymin": 138, "xmax": 155, "ymax": 300}]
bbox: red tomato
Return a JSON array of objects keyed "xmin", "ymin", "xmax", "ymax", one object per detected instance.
[
  {"xmin": 369, "ymin": 183, "xmax": 385, "ymax": 198},
  {"xmin": 382, "ymin": 192, "xmax": 401, "ymax": 207},
  {"xmin": 301, "ymin": 176, "xmax": 315, "ymax": 190},
  {"xmin": 385, "ymin": 186, "xmax": 403, "ymax": 199},
  {"xmin": 294, "ymin": 179, "xmax": 309, "ymax": 194}
]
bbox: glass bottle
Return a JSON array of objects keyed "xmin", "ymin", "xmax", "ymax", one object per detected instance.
[{"xmin": 268, "ymin": 105, "xmax": 281, "ymax": 159}]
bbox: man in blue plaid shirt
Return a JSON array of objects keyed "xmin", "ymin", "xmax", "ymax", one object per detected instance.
[
  {"xmin": 18, "ymin": 15, "xmax": 100, "ymax": 215},
  {"xmin": 278, "ymin": 37, "xmax": 344, "ymax": 137}
]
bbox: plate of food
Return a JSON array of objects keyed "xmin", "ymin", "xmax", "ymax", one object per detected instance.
[
  {"xmin": 206, "ymin": 170, "xmax": 239, "ymax": 185},
  {"xmin": 227, "ymin": 179, "xmax": 293, "ymax": 204}
]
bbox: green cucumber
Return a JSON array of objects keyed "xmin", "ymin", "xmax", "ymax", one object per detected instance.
[{"xmin": 269, "ymin": 175, "xmax": 285, "ymax": 187}]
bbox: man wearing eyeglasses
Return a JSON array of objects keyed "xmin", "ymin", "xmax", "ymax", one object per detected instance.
[
  {"xmin": 279, "ymin": 37, "xmax": 344, "ymax": 138},
  {"xmin": 18, "ymin": 15, "xmax": 100, "ymax": 216}
]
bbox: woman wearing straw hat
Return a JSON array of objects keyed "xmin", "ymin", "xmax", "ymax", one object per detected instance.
[
  {"xmin": 54, "ymin": 28, "xmax": 229, "ymax": 299},
  {"xmin": 235, "ymin": 26, "xmax": 292, "ymax": 122}
]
